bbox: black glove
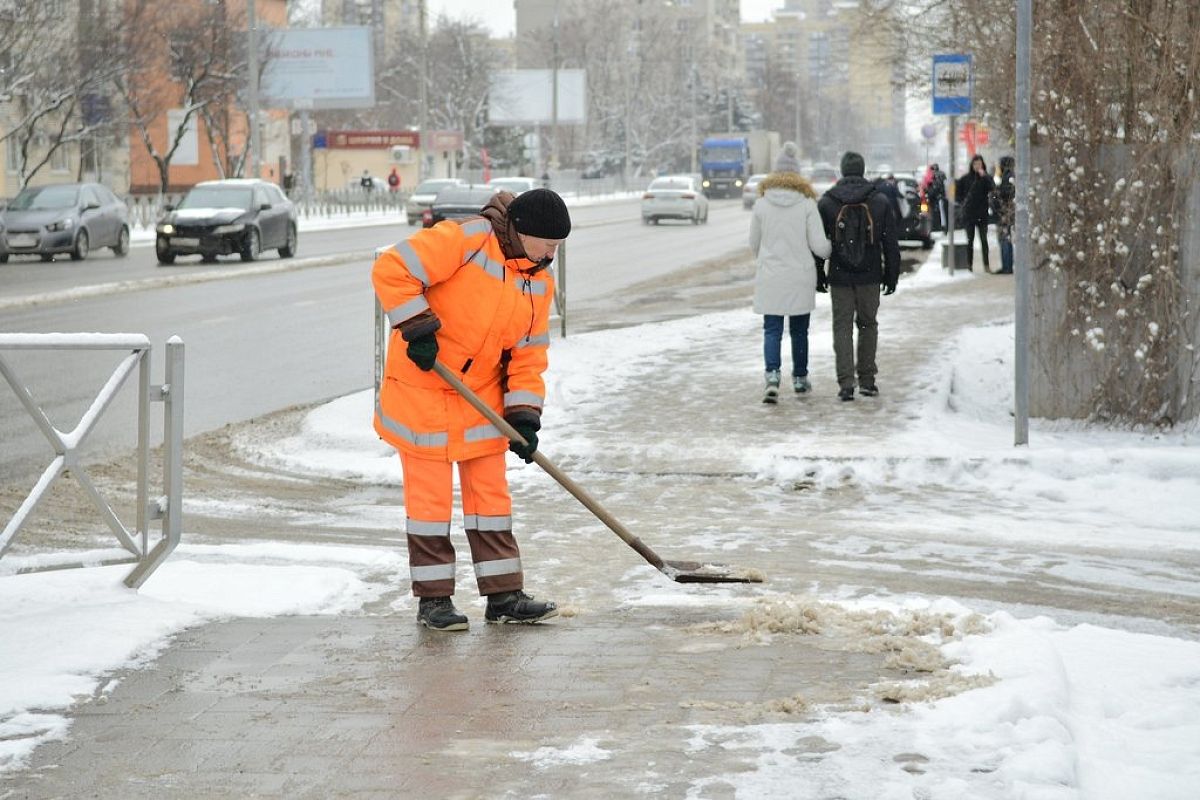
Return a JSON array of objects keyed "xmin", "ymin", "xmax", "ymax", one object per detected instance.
[
  {"xmin": 507, "ymin": 420, "xmax": 539, "ymax": 463},
  {"xmin": 406, "ymin": 333, "xmax": 438, "ymax": 371},
  {"xmin": 882, "ymin": 283, "xmax": 896, "ymax": 296}
]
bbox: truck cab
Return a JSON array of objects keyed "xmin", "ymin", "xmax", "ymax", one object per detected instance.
[{"xmin": 699, "ymin": 137, "xmax": 751, "ymax": 199}]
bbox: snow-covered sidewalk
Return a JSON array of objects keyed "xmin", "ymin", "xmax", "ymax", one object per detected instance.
[{"xmin": 2, "ymin": 259, "xmax": 1198, "ymax": 798}]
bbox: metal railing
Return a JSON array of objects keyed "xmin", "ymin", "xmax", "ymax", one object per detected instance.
[
  {"xmin": 0, "ymin": 334, "xmax": 184, "ymax": 588},
  {"xmin": 371, "ymin": 243, "xmax": 568, "ymax": 401}
]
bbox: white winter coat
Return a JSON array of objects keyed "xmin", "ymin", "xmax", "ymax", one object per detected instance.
[{"xmin": 749, "ymin": 172, "xmax": 832, "ymax": 316}]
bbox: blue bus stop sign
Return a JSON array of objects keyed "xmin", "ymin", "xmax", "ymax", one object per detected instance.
[{"xmin": 932, "ymin": 54, "xmax": 972, "ymax": 115}]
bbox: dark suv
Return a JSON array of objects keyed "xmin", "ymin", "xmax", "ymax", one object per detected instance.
[
  {"xmin": 155, "ymin": 179, "xmax": 297, "ymax": 265},
  {"xmin": 423, "ymin": 185, "xmax": 499, "ymax": 228}
]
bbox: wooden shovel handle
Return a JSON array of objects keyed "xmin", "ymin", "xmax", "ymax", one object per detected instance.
[{"xmin": 432, "ymin": 362, "xmax": 665, "ymax": 570}]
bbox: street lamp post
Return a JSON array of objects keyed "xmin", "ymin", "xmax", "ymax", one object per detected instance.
[
  {"xmin": 246, "ymin": 0, "xmax": 262, "ymax": 179},
  {"xmin": 1014, "ymin": 0, "xmax": 1032, "ymax": 445}
]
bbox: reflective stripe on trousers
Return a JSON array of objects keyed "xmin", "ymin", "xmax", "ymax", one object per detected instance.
[{"xmin": 398, "ymin": 450, "xmax": 523, "ymax": 598}]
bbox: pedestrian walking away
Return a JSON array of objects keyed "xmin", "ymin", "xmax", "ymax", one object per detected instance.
[
  {"xmin": 371, "ymin": 188, "xmax": 571, "ymax": 631},
  {"xmin": 816, "ymin": 151, "xmax": 901, "ymax": 401},
  {"xmin": 749, "ymin": 141, "xmax": 831, "ymax": 404},
  {"xmin": 956, "ymin": 154, "xmax": 996, "ymax": 271},
  {"xmin": 387, "ymin": 167, "xmax": 401, "ymax": 193}
]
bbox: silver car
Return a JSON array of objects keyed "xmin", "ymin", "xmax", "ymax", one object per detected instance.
[
  {"xmin": 742, "ymin": 173, "xmax": 768, "ymax": 210},
  {"xmin": 641, "ymin": 175, "xmax": 710, "ymax": 225},
  {"xmin": 404, "ymin": 178, "xmax": 465, "ymax": 226},
  {"xmin": 0, "ymin": 182, "xmax": 130, "ymax": 262}
]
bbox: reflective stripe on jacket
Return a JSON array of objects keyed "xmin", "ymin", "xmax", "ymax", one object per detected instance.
[{"xmin": 372, "ymin": 215, "xmax": 554, "ymax": 461}]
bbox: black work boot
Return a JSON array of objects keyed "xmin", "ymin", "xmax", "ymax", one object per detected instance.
[
  {"xmin": 417, "ymin": 597, "xmax": 469, "ymax": 631},
  {"xmin": 485, "ymin": 591, "xmax": 558, "ymax": 624}
]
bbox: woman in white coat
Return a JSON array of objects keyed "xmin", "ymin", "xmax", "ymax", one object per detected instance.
[{"xmin": 749, "ymin": 141, "xmax": 832, "ymax": 403}]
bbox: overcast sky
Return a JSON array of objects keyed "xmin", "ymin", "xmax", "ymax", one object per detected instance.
[{"xmin": 426, "ymin": 0, "xmax": 785, "ymax": 38}]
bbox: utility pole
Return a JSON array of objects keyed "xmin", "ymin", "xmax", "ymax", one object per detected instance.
[
  {"xmin": 550, "ymin": 0, "xmax": 560, "ymax": 173},
  {"xmin": 418, "ymin": 0, "xmax": 428, "ymax": 180},
  {"xmin": 1014, "ymin": 0, "xmax": 1032, "ymax": 445},
  {"xmin": 690, "ymin": 63, "xmax": 697, "ymax": 174},
  {"xmin": 247, "ymin": 0, "xmax": 262, "ymax": 179},
  {"xmin": 947, "ymin": 115, "xmax": 957, "ymax": 272}
]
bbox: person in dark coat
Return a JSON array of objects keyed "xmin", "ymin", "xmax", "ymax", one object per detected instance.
[
  {"xmin": 925, "ymin": 163, "xmax": 947, "ymax": 231},
  {"xmin": 991, "ymin": 155, "xmax": 1016, "ymax": 274},
  {"xmin": 815, "ymin": 151, "xmax": 902, "ymax": 401},
  {"xmin": 955, "ymin": 154, "xmax": 995, "ymax": 271}
]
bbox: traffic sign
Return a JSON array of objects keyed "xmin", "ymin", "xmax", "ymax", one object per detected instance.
[{"xmin": 932, "ymin": 54, "xmax": 972, "ymax": 115}]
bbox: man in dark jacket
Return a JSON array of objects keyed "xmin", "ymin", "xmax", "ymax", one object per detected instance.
[{"xmin": 816, "ymin": 151, "xmax": 902, "ymax": 401}]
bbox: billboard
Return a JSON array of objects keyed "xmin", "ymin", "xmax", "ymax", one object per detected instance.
[
  {"xmin": 260, "ymin": 27, "xmax": 375, "ymax": 110},
  {"xmin": 488, "ymin": 70, "xmax": 586, "ymax": 126}
]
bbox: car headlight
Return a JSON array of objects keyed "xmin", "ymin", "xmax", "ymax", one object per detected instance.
[
  {"xmin": 213, "ymin": 223, "xmax": 246, "ymax": 234},
  {"xmin": 46, "ymin": 218, "xmax": 74, "ymax": 232},
  {"xmin": 702, "ymin": 180, "xmax": 710, "ymax": 188},
  {"xmin": 157, "ymin": 223, "xmax": 176, "ymax": 235}
]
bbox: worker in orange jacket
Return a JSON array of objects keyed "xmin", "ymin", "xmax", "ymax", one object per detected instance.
[{"xmin": 372, "ymin": 188, "xmax": 570, "ymax": 631}]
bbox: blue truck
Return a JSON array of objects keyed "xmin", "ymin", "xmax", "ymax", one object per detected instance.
[{"xmin": 698, "ymin": 131, "xmax": 780, "ymax": 199}]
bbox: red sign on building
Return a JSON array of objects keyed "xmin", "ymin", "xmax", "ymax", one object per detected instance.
[{"xmin": 325, "ymin": 130, "xmax": 420, "ymax": 149}]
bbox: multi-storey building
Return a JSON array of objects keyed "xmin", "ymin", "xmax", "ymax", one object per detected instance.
[{"xmin": 741, "ymin": 0, "xmax": 904, "ymax": 164}]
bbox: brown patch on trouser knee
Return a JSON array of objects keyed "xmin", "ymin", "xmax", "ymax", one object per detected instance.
[{"xmin": 467, "ymin": 529, "xmax": 523, "ymax": 595}]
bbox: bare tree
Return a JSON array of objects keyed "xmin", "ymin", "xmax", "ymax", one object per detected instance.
[
  {"xmin": 0, "ymin": 2, "xmax": 124, "ymax": 187},
  {"xmin": 114, "ymin": 0, "xmax": 247, "ymax": 196},
  {"xmin": 895, "ymin": 0, "xmax": 1200, "ymax": 425}
]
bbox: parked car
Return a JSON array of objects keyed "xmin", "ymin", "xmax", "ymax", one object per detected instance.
[
  {"xmin": 405, "ymin": 178, "xmax": 465, "ymax": 225},
  {"xmin": 155, "ymin": 179, "xmax": 297, "ymax": 265},
  {"xmin": 893, "ymin": 176, "xmax": 934, "ymax": 249},
  {"xmin": 742, "ymin": 173, "xmax": 768, "ymax": 210},
  {"xmin": 641, "ymin": 175, "xmax": 709, "ymax": 225},
  {"xmin": 423, "ymin": 185, "xmax": 500, "ymax": 228},
  {"xmin": 485, "ymin": 176, "xmax": 539, "ymax": 195},
  {"xmin": 0, "ymin": 182, "xmax": 129, "ymax": 262}
]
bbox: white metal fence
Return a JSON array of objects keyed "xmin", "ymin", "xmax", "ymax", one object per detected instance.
[{"xmin": 0, "ymin": 334, "xmax": 184, "ymax": 588}]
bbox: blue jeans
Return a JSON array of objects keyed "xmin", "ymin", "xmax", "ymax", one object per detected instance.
[
  {"xmin": 763, "ymin": 314, "xmax": 810, "ymax": 376},
  {"xmin": 999, "ymin": 239, "xmax": 1014, "ymax": 273}
]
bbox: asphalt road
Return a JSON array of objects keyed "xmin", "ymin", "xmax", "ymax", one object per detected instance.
[{"xmin": 0, "ymin": 196, "xmax": 754, "ymax": 482}]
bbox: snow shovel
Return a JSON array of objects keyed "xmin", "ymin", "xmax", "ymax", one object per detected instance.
[{"xmin": 433, "ymin": 362, "xmax": 763, "ymax": 584}]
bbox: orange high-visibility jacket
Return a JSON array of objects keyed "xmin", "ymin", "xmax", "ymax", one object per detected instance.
[{"xmin": 372, "ymin": 205, "xmax": 554, "ymax": 462}]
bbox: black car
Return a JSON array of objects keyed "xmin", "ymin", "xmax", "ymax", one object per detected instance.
[
  {"xmin": 894, "ymin": 176, "xmax": 934, "ymax": 249},
  {"xmin": 155, "ymin": 179, "xmax": 297, "ymax": 265},
  {"xmin": 423, "ymin": 185, "xmax": 500, "ymax": 228},
  {"xmin": 0, "ymin": 182, "xmax": 130, "ymax": 262}
]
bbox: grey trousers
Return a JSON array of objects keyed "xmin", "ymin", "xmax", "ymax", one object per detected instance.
[{"xmin": 830, "ymin": 283, "xmax": 881, "ymax": 389}]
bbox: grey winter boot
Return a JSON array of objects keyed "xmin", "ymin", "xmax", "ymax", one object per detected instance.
[
  {"xmin": 793, "ymin": 375, "xmax": 811, "ymax": 394},
  {"xmin": 762, "ymin": 370, "xmax": 781, "ymax": 404}
]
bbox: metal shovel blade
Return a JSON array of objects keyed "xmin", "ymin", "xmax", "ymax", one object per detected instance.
[
  {"xmin": 432, "ymin": 363, "xmax": 765, "ymax": 586},
  {"xmin": 662, "ymin": 559, "xmax": 765, "ymax": 584}
]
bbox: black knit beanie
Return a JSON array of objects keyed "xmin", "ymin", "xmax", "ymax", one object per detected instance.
[
  {"xmin": 508, "ymin": 188, "xmax": 571, "ymax": 239},
  {"xmin": 840, "ymin": 151, "xmax": 865, "ymax": 177}
]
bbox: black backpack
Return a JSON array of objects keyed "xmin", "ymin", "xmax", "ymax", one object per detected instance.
[{"xmin": 833, "ymin": 195, "xmax": 876, "ymax": 273}]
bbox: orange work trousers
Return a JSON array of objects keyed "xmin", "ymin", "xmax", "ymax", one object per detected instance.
[{"xmin": 399, "ymin": 451, "xmax": 523, "ymax": 598}]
